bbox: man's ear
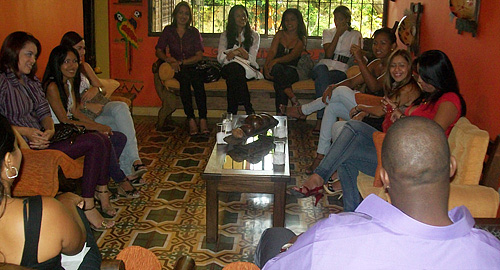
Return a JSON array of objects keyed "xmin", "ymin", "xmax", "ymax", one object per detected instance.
[
  {"xmin": 380, "ymin": 167, "xmax": 390, "ymax": 188},
  {"xmin": 449, "ymin": 155, "xmax": 457, "ymax": 178}
]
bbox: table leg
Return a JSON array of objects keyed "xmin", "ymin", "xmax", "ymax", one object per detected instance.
[
  {"xmin": 206, "ymin": 180, "xmax": 219, "ymax": 243},
  {"xmin": 273, "ymin": 181, "xmax": 286, "ymax": 227}
]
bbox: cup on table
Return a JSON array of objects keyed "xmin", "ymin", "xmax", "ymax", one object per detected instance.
[
  {"xmin": 273, "ymin": 141, "xmax": 286, "ymax": 165},
  {"xmin": 222, "ymin": 113, "xmax": 233, "ymax": 135},
  {"xmin": 273, "ymin": 118, "xmax": 287, "ymax": 140},
  {"xmin": 216, "ymin": 123, "xmax": 228, "ymax": 144}
]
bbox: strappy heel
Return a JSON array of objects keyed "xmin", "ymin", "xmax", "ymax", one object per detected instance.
[
  {"xmin": 84, "ymin": 205, "xmax": 115, "ymax": 231},
  {"xmin": 199, "ymin": 118, "xmax": 210, "ymax": 135},
  {"xmin": 117, "ymin": 180, "xmax": 140, "ymax": 199},
  {"xmin": 94, "ymin": 189, "xmax": 117, "ymax": 218},
  {"xmin": 188, "ymin": 118, "xmax": 198, "ymax": 136},
  {"xmin": 305, "ymin": 155, "xmax": 324, "ymax": 175},
  {"xmin": 279, "ymin": 104, "xmax": 307, "ymax": 120},
  {"xmin": 131, "ymin": 163, "xmax": 148, "ymax": 179},
  {"xmin": 288, "ymin": 186, "xmax": 324, "ymax": 206},
  {"xmin": 324, "ymin": 178, "xmax": 343, "ymax": 198}
]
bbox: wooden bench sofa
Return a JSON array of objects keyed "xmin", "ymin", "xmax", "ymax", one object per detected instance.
[{"xmin": 156, "ymin": 46, "xmax": 366, "ymax": 115}]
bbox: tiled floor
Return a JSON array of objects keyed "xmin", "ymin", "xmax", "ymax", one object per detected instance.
[{"xmin": 96, "ymin": 116, "xmax": 343, "ymax": 270}]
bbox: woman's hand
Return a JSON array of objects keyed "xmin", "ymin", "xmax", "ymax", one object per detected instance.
[
  {"xmin": 226, "ymin": 50, "xmax": 236, "ymax": 61},
  {"xmin": 235, "ymin": 47, "xmax": 249, "ymax": 60},
  {"xmin": 25, "ymin": 128, "xmax": 50, "ymax": 149},
  {"xmin": 81, "ymin": 87, "xmax": 99, "ymax": 103},
  {"xmin": 352, "ymin": 111, "xmax": 367, "ymax": 121},
  {"xmin": 264, "ymin": 63, "xmax": 274, "ymax": 80},
  {"xmin": 382, "ymin": 97, "xmax": 403, "ymax": 122},
  {"xmin": 350, "ymin": 38, "xmax": 365, "ymax": 65},
  {"xmin": 322, "ymin": 84, "xmax": 336, "ymax": 104},
  {"xmin": 349, "ymin": 106, "xmax": 362, "ymax": 118},
  {"xmin": 335, "ymin": 23, "xmax": 349, "ymax": 37},
  {"xmin": 41, "ymin": 128, "xmax": 55, "ymax": 141},
  {"xmin": 93, "ymin": 123, "xmax": 113, "ymax": 135}
]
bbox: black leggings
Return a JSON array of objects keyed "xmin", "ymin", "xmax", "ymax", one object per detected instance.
[
  {"xmin": 270, "ymin": 63, "xmax": 299, "ymax": 114},
  {"xmin": 174, "ymin": 65, "xmax": 207, "ymax": 119},
  {"xmin": 221, "ymin": 62, "xmax": 254, "ymax": 115}
]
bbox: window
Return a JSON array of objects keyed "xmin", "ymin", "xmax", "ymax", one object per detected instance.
[{"xmin": 149, "ymin": 0, "xmax": 384, "ymax": 38}]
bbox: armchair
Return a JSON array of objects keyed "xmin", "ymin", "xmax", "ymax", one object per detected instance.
[{"xmin": 357, "ymin": 117, "xmax": 500, "ymax": 218}]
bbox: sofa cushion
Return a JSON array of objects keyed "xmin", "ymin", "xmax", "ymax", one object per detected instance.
[{"xmin": 448, "ymin": 117, "xmax": 489, "ymax": 185}]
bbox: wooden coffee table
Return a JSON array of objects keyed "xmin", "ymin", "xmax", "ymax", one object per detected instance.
[{"xmin": 202, "ymin": 116, "xmax": 290, "ymax": 243}]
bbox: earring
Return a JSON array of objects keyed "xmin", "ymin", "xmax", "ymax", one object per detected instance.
[
  {"xmin": 6, "ymin": 166, "xmax": 18, "ymax": 179},
  {"xmin": 384, "ymin": 185, "xmax": 390, "ymax": 193}
]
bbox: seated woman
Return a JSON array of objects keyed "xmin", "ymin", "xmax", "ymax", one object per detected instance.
[
  {"xmin": 311, "ymin": 5, "xmax": 363, "ymax": 134},
  {"xmin": 43, "ymin": 45, "xmax": 139, "ymax": 199},
  {"xmin": 281, "ymin": 27, "xmax": 397, "ymax": 174},
  {"xmin": 264, "ymin": 8, "xmax": 306, "ymax": 113},
  {"xmin": 290, "ymin": 50, "xmax": 466, "ymax": 211},
  {"xmin": 0, "ymin": 31, "xmax": 115, "ymax": 230},
  {"xmin": 217, "ymin": 5, "xmax": 260, "ymax": 115},
  {"xmin": 155, "ymin": 2, "xmax": 208, "ymax": 136},
  {"xmin": 0, "ymin": 114, "xmax": 101, "ymax": 269},
  {"xmin": 60, "ymin": 31, "xmax": 148, "ymax": 186}
]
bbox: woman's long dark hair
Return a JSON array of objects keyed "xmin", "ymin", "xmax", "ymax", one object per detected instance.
[
  {"xmin": 172, "ymin": 2, "xmax": 193, "ymax": 28},
  {"xmin": 226, "ymin": 5, "xmax": 253, "ymax": 52},
  {"xmin": 60, "ymin": 31, "xmax": 83, "ymax": 47},
  {"xmin": 414, "ymin": 50, "xmax": 466, "ymax": 116},
  {"xmin": 279, "ymin": 8, "xmax": 307, "ymax": 46},
  {"xmin": 0, "ymin": 31, "xmax": 41, "ymax": 79},
  {"xmin": 42, "ymin": 46, "xmax": 82, "ymax": 111},
  {"xmin": 0, "ymin": 114, "xmax": 14, "ymax": 207}
]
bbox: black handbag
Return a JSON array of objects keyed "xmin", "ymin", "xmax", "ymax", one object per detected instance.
[
  {"xmin": 50, "ymin": 123, "xmax": 86, "ymax": 144},
  {"xmin": 196, "ymin": 60, "xmax": 222, "ymax": 83}
]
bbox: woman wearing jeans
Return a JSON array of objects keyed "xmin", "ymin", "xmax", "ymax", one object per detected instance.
[
  {"xmin": 60, "ymin": 31, "xmax": 148, "ymax": 186},
  {"xmin": 290, "ymin": 50, "xmax": 465, "ymax": 211}
]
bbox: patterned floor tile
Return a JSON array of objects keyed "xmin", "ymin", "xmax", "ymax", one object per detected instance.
[{"xmin": 97, "ymin": 116, "xmax": 341, "ymax": 269}]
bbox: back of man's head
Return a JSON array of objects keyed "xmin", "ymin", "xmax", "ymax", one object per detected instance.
[{"xmin": 382, "ymin": 117, "xmax": 450, "ymax": 187}]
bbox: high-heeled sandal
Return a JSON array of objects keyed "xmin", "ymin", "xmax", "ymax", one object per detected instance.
[
  {"xmin": 324, "ymin": 178, "xmax": 343, "ymax": 198},
  {"xmin": 288, "ymin": 186, "xmax": 324, "ymax": 206},
  {"xmin": 84, "ymin": 205, "xmax": 115, "ymax": 231},
  {"xmin": 131, "ymin": 163, "xmax": 148, "ymax": 179},
  {"xmin": 305, "ymin": 155, "xmax": 324, "ymax": 175},
  {"xmin": 117, "ymin": 181, "xmax": 140, "ymax": 199},
  {"xmin": 188, "ymin": 118, "xmax": 198, "ymax": 136},
  {"xmin": 94, "ymin": 189, "xmax": 117, "ymax": 218},
  {"xmin": 279, "ymin": 104, "xmax": 307, "ymax": 120},
  {"xmin": 199, "ymin": 118, "xmax": 210, "ymax": 135}
]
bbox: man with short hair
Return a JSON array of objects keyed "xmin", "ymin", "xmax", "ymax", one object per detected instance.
[{"xmin": 255, "ymin": 117, "xmax": 500, "ymax": 269}]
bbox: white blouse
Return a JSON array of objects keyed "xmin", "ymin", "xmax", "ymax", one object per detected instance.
[{"xmin": 217, "ymin": 29, "xmax": 260, "ymax": 69}]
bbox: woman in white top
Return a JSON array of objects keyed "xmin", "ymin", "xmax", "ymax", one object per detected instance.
[
  {"xmin": 217, "ymin": 5, "xmax": 260, "ymax": 115},
  {"xmin": 311, "ymin": 5, "xmax": 362, "ymax": 133}
]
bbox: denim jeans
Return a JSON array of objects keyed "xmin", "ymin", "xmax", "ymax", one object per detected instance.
[
  {"xmin": 95, "ymin": 101, "xmax": 140, "ymax": 176},
  {"xmin": 314, "ymin": 120, "xmax": 378, "ymax": 212},
  {"xmin": 311, "ymin": 63, "xmax": 347, "ymax": 119}
]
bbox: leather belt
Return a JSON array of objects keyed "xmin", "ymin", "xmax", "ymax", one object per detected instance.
[{"xmin": 331, "ymin": 54, "xmax": 350, "ymax": 64}]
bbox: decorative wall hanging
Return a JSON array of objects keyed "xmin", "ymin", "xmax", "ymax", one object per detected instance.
[
  {"xmin": 397, "ymin": 3, "xmax": 423, "ymax": 56},
  {"xmin": 450, "ymin": 0, "xmax": 480, "ymax": 37},
  {"xmin": 115, "ymin": 10, "xmax": 142, "ymax": 73}
]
